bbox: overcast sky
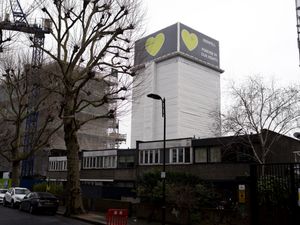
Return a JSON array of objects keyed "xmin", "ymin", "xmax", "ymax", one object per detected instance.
[
  {"xmin": 3, "ymin": 0, "xmax": 298, "ymax": 147},
  {"xmin": 119, "ymin": 0, "xmax": 300, "ymax": 147}
]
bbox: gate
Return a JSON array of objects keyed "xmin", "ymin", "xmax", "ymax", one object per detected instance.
[{"xmin": 250, "ymin": 163, "xmax": 300, "ymax": 225}]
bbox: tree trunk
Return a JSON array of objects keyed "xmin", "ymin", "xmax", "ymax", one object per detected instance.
[
  {"xmin": 63, "ymin": 94, "xmax": 85, "ymax": 216},
  {"xmin": 11, "ymin": 160, "xmax": 20, "ymax": 187}
]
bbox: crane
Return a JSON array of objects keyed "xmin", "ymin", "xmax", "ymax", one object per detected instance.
[{"xmin": 0, "ymin": 0, "xmax": 50, "ymax": 177}]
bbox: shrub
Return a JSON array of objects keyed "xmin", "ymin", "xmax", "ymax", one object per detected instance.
[
  {"xmin": 257, "ymin": 175, "xmax": 289, "ymax": 206},
  {"xmin": 137, "ymin": 170, "xmax": 220, "ymax": 208},
  {"xmin": 33, "ymin": 182, "xmax": 63, "ymax": 197}
]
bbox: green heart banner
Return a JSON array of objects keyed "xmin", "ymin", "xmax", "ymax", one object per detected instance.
[
  {"xmin": 134, "ymin": 23, "xmax": 177, "ymax": 66},
  {"xmin": 179, "ymin": 23, "xmax": 219, "ymax": 69},
  {"xmin": 145, "ymin": 33, "xmax": 165, "ymax": 56},
  {"xmin": 181, "ymin": 29, "xmax": 198, "ymax": 51},
  {"xmin": 134, "ymin": 23, "xmax": 220, "ymax": 70}
]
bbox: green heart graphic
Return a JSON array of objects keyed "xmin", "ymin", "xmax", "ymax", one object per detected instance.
[
  {"xmin": 181, "ymin": 29, "xmax": 198, "ymax": 51},
  {"xmin": 145, "ymin": 33, "xmax": 165, "ymax": 56}
]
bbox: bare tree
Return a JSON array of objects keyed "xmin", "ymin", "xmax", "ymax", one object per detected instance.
[
  {"xmin": 218, "ymin": 76, "xmax": 300, "ymax": 164},
  {"xmin": 0, "ymin": 53, "xmax": 62, "ymax": 186},
  {"xmin": 35, "ymin": 0, "xmax": 143, "ymax": 215}
]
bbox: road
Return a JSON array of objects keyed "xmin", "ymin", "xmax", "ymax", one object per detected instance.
[{"xmin": 0, "ymin": 205, "xmax": 91, "ymax": 225}]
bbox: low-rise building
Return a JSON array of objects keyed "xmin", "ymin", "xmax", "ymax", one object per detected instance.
[{"xmin": 46, "ymin": 130, "xmax": 300, "ymax": 204}]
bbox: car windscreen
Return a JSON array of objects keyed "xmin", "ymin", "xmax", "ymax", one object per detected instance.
[
  {"xmin": 0, "ymin": 190, "xmax": 7, "ymax": 193},
  {"xmin": 15, "ymin": 189, "xmax": 29, "ymax": 195}
]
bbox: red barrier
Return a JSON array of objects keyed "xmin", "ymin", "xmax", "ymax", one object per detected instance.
[{"xmin": 106, "ymin": 208, "xmax": 128, "ymax": 225}]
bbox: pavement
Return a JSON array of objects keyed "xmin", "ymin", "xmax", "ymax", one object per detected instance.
[{"xmin": 57, "ymin": 206, "xmax": 162, "ymax": 225}]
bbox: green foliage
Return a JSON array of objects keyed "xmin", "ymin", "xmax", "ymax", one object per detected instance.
[
  {"xmin": 137, "ymin": 170, "xmax": 220, "ymax": 209},
  {"xmin": 257, "ymin": 175, "xmax": 289, "ymax": 206},
  {"xmin": 137, "ymin": 170, "xmax": 163, "ymax": 202},
  {"xmin": 33, "ymin": 182, "xmax": 63, "ymax": 197},
  {"xmin": 194, "ymin": 183, "xmax": 221, "ymax": 208}
]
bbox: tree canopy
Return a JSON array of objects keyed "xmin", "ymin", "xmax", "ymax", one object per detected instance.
[{"xmin": 218, "ymin": 76, "xmax": 300, "ymax": 163}]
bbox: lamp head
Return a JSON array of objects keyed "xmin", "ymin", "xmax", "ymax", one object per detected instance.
[
  {"xmin": 147, "ymin": 93, "xmax": 162, "ymax": 100},
  {"xmin": 294, "ymin": 132, "xmax": 300, "ymax": 140}
]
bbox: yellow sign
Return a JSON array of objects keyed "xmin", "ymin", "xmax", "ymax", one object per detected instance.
[
  {"xmin": 145, "ymin": 33, "xmax": 165, "ymax": 56},
  {"xmin": 239, "ymin": 190, "xmax": 246, "ymax": 203},
  {"xmin": 181, "ymin": 29, "xmax": 198, "ymax": 51}
]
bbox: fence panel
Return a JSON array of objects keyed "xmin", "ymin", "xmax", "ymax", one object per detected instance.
[{"xmin": 250, "ymin": 163, "xmax": 300, "ymax": 225}]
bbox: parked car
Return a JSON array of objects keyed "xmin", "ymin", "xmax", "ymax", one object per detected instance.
[
  {"xmin": 0, "ymin": 189, "xmax": 8, "ymax": 204},
  {"xmin": 3, "ymin": 187, "xmax": 30, "ymax": 208},
  {"xmin": 19, "ymin": 192, "xmax": 59, "ymax": 215}
]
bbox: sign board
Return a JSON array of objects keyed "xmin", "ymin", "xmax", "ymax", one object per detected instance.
[
  {"xmin": 179, "ymin": 24, "xmax": 219, "ymax": 69},
  {"xmin": 238, "ymin": 184, "xmax": 246, "ymax": 203},
  {"xmin": 239, "ymin": 184, "xmax": 246, "ymax": 190},
  {"xmin": 134, "ymin": 24, "xmax": 177, "ymax": 66},
  {"xmin": 3, "ymin": 172, "xmax": 9, "ymax": 179},
  {"xmin": 134, "ymin": 23, "xmax": 220, "ymax": 69}
]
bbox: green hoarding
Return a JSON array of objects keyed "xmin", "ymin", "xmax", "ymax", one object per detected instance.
[{"xmin": 0, "ymin": 179, "xmax": 11, "ymax": 188}]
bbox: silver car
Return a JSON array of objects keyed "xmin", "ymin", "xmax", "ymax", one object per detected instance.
[{"xmin": 0, "ymin": 189, "xmax": 8, "ymax": 203}]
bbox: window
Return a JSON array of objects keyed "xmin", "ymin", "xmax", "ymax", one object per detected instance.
[
  {"xmin": 92, "ymin": 157, "xmax": 96, "ymax": 168},
  {"xmin": 154, "ymin": 150, "xmax": 159, "ymax": 163},
  {"xmin": 185, "ymin": 147, "xmax": 191, "ymax": 163},
  {"xmin": 48, "ymin": 159, "xmax": 67, "ymax": 171},
  {"xmin": 172, "ymin": 149, "xmax": 177, "ymax": 163},
  {"xmin": 118, "ymin": 155, "xmax": 135, "ymax": 168},
  {"xmin": 179, "ymin": 148, "xmax": 184, "ymax": 163},
  {"xmin": 145, "ymin": 151, "xmax": 149, "ymax": 164},
  {"xmin": 139, "ymin": 148, "xmax": 190, "ymax": 165},
  {"xmin": 97, "ymin": 156, "xmax": 102, "ymax": 168},
  {"xmin": 63, "ymin": 161, "xmax": 67, "ymax": 170},
  {"xmin": 195, "ymin": 146, "xmax": 221, "ymax": 163},
  {"xmin": 209, "ymin": 147, "xmax": 221, "ymax": 162},
  {"xmin": 195, "ymin": 148, "xmax": 207, "ymax": 163},
  {"xmin": 104, "ymin": 157, "xmax": 109, "ymax": 168},
  {"xmin": 169, "ymin": 148, "xmax": 189, "ymax": 164},
  {"xmin": 139, "ymin": 149, "xmax": 161, "ymax": 165},
  {"xmin": 139, "ymin": 151, "xmax": 143, "ymax": 164},
  {"xmin": 82, "ymin": 155, "xmax": 117, "ymax": 169}
]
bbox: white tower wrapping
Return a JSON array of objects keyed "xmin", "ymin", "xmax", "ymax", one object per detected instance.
[{"xmin": 131, "ymin": 23, "xmax": 223, "ymax": 147}]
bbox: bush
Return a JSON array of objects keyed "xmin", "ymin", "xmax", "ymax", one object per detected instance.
[
  {"xmin": 137, "ymin": 170, "xmax": 220, "ymax": 208},
  {"xmin": 33, "ymin": 182, "xmax": 64, "ymax": 197},
  {"xmin": 257, "ymin": 175, "xmax": 289, "ymax": 206}
]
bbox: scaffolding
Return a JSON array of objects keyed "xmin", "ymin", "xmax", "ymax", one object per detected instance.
[{"xmin": 0, "ymin": 0, "xmax": 50, "ymax": 177}]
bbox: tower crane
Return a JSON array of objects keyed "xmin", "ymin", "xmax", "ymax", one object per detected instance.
[
  {"xmin": 0, "ymin": 0, "xmax": 51, "ymax": 177},
  {"xmin": 0, "ymin": 0, "xmax": 50, "ymax": 65}
]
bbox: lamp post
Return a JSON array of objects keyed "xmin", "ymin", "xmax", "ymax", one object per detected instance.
[
  {"xmin": 147, "ymin": 93, "xmax": 166, "ymax": 225},
  {"xmin": 294, "ymin": 132, "xmax": 300, "ymax": 140},
  {"xmin": 294, "ymin": 132, "xmax": 300, "ymax": 162}
]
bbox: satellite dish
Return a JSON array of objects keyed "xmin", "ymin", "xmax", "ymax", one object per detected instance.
[{"xmin": 294, "ymin": 132, "xmax": 300, "ymax": 139}]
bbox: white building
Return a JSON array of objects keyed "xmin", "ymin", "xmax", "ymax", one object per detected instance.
[{"xmin": 131, "ymin": 23, "xmax": 223, "ymax": 147}]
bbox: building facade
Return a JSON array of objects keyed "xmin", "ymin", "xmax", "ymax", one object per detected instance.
[
  {"xmin": 46, "ymin": 130, "xmax": 300, "ymax": 204},
  {"xmin": 131, "ymin": 23, "xmax": 223, "ymax": 147},
  {"xmin": 0, "ymin": 63, "xmax": 126, "ymax": 180}
]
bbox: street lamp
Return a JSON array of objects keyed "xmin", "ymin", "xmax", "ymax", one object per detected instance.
[
  {"xmin": 294, "ymin": 132, "xmax": 300, "ymax": 139},
  {"xmin": 147, "ymin": 93, "xmax": 166, "ymax": 225},
  {"xmin": 294, "ymin": 132, "xmax": 300, "ymax": 162}
]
